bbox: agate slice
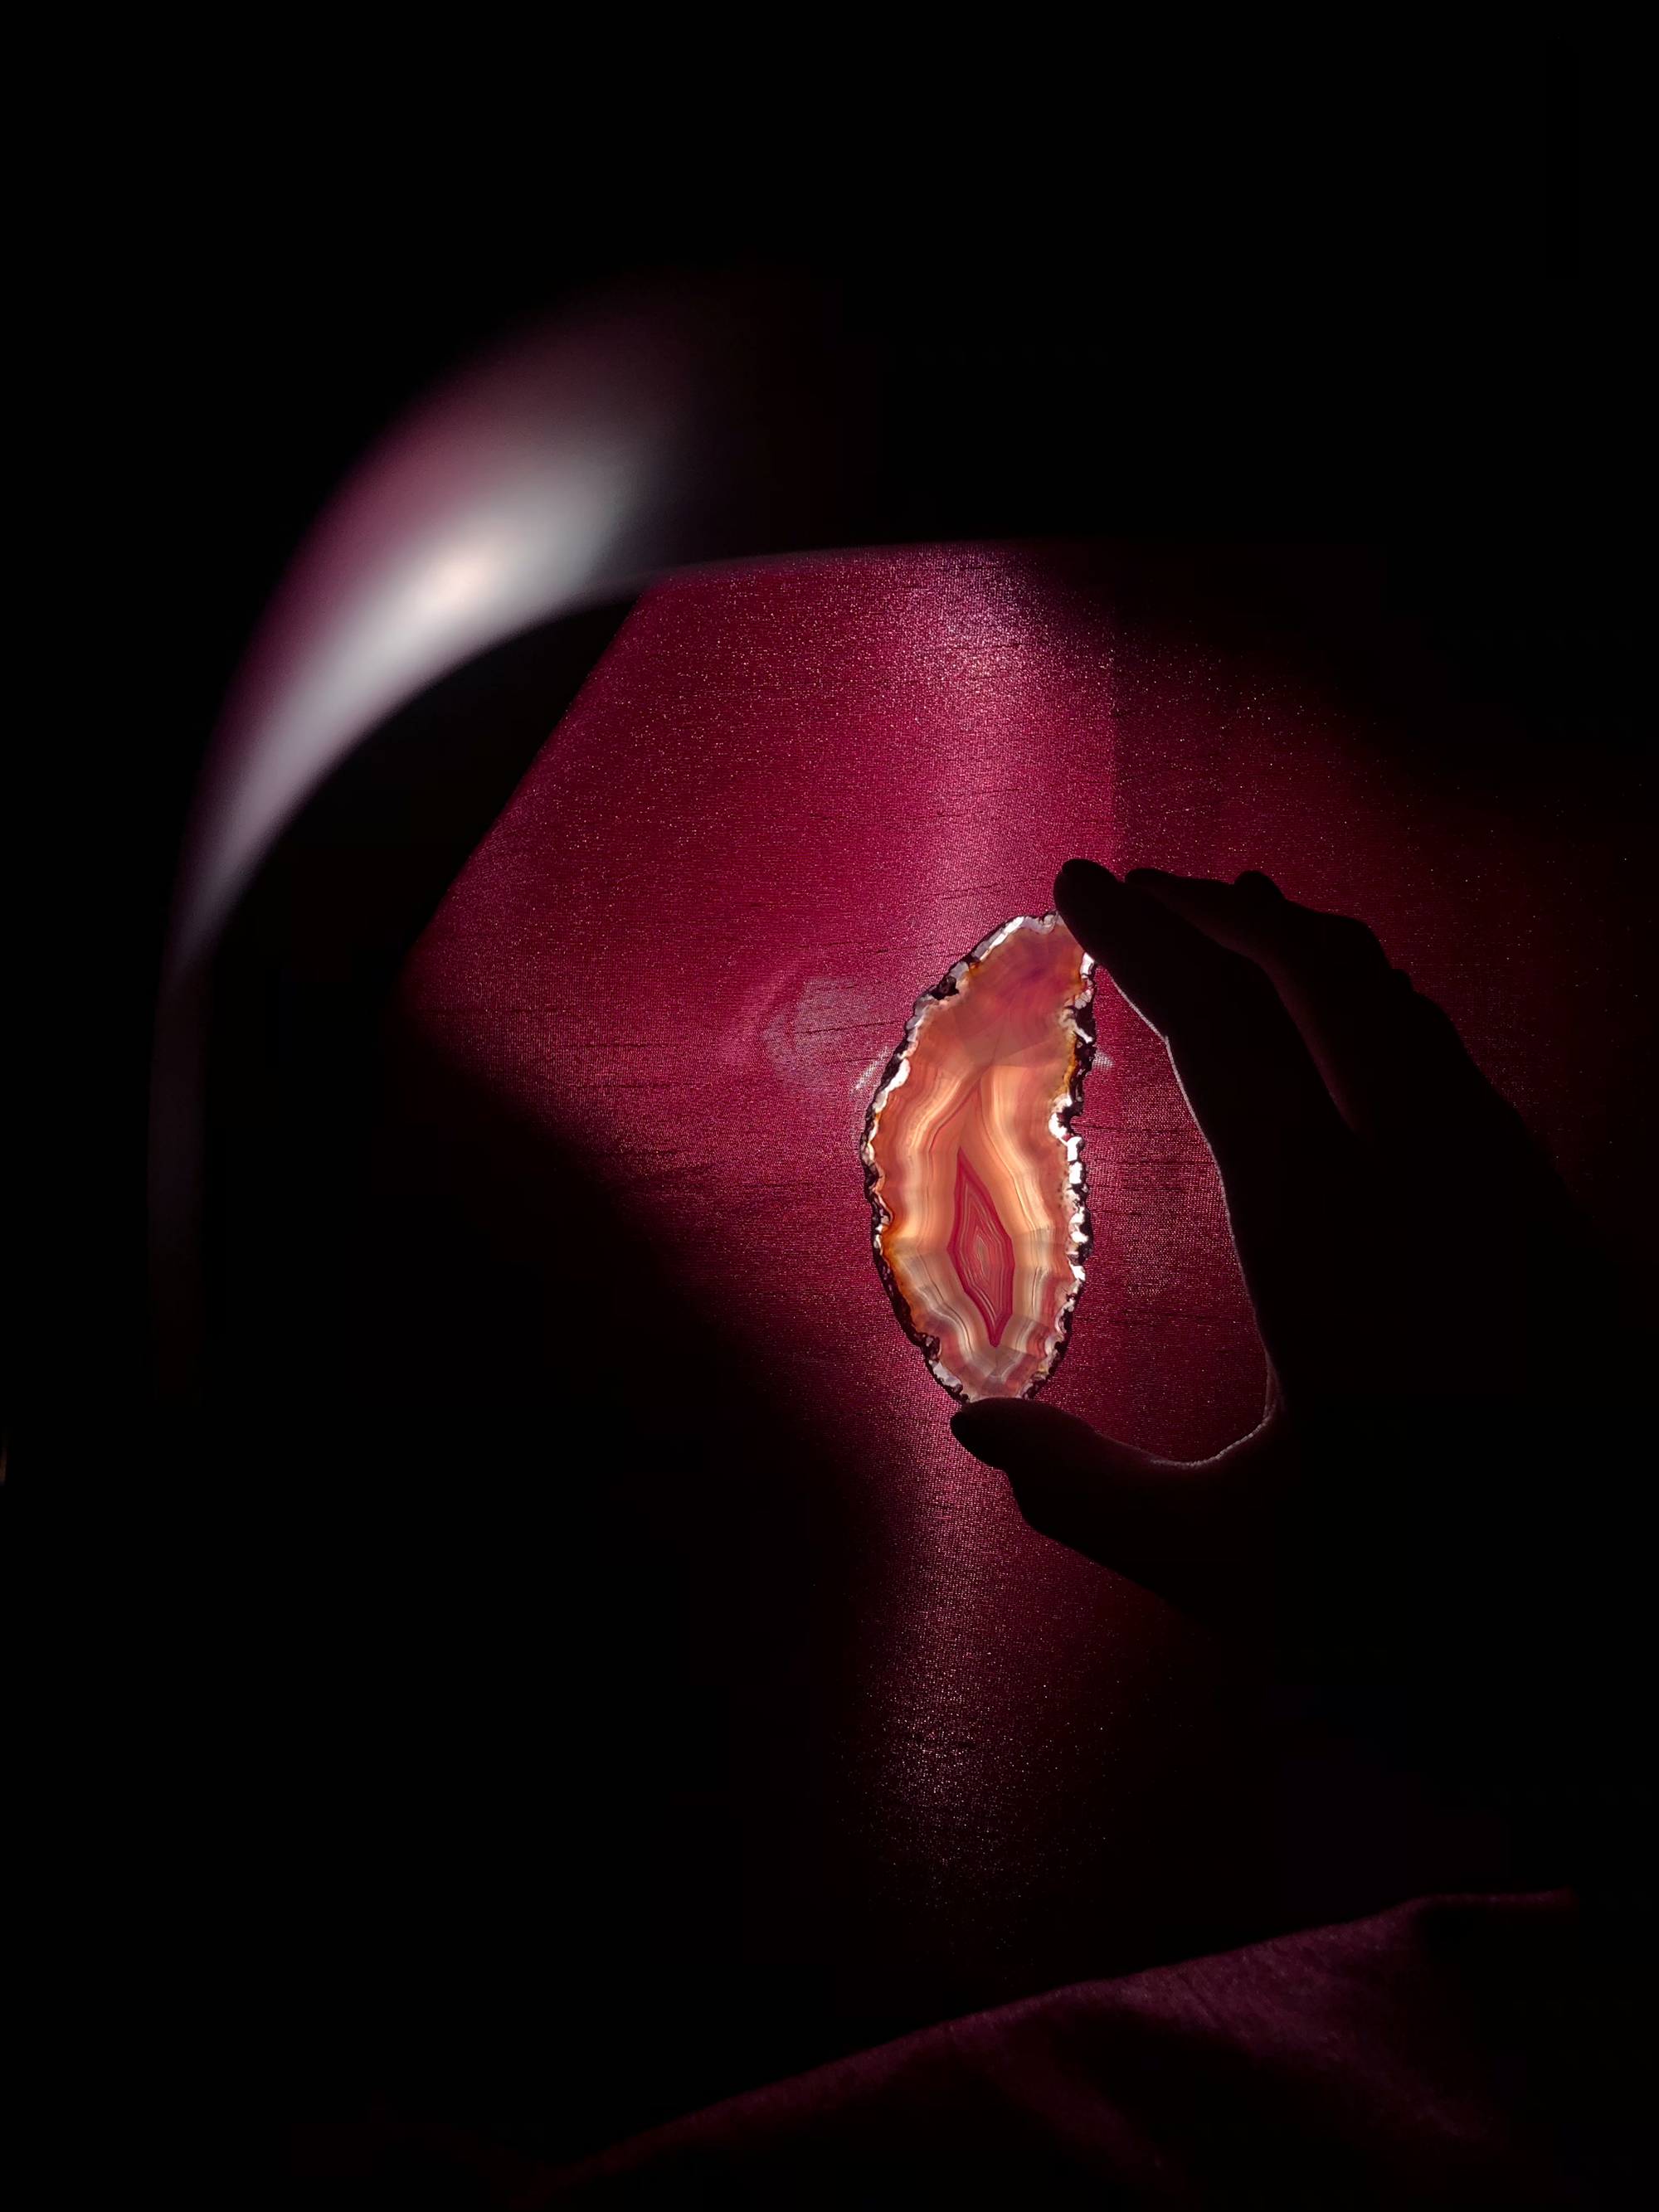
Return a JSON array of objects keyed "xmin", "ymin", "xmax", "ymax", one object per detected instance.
[{"xmin": 861, "ymin": 914, "xmax": 1095, "ymax": 1401}]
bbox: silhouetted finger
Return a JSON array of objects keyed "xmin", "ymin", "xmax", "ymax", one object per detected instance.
[
  {"xmin": 1055, "ymin": 858, "xmax": 1364, "ymax": 1398},
  {"xmin": 951, "ymin": 1398, "xmax": 1285, "ymax": 1638},
  {"xmin": 1056, "ymin": 860, "xmax": 1350, "ymax": 1157},
  {"xmin": 1125, "ymin": 868, "xmax": 1631, "ymax": 1399},
  {"xmin": 1124, "ymin": 868, "xmax": 1527, "ymax": 1154}
]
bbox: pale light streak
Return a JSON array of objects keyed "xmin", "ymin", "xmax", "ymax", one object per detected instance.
[
  {"xmin": 150, "ymin": 284, "xmax": 762, "ymax": 1396},
  {"xmin": 164, "ymin": 316, "xmax": 683, "ymax": 980}
]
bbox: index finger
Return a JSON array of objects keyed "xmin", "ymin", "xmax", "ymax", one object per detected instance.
[
  {"xmin": 1124, "ymin": 867, "xmax": 1527, "ymax": 1155},
  {"xmin": 1055, "ymin": 859, "xmax": 1364, "ymax": 1403}
]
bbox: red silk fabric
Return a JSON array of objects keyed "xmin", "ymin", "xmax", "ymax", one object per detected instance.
[{"xmin": 392, "ymin": 544, "xmax": 1650, "ymax": 2029}]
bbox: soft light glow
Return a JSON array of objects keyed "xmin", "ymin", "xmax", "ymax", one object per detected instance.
[
  {"xmin": 148, "ymin": 280, "xmax": 801, "ymax": 1398},
  {"xmin": 165, "ymin": 353, "xmax": 674, "ymax": 981}
]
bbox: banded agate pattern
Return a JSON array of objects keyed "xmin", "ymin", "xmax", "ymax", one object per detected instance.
[{"xmin": 861, "ymin": 914, "xmax": 1096, "ymax": 1401}]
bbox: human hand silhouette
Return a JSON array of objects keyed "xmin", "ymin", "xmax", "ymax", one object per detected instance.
[{"xmin": 952, "ymin": 862, "xmax": 1647, "ymax": 1885}]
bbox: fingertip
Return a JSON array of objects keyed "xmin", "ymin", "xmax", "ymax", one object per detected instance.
[
  {"xmin": 1055, "ymin": 856, "xmax": 1117, "ymax": 899},
  {"xmin": 951, "ymin": 1395, "xmax": 1067, "ymax": 1463},
  {"xmin": 1233, "ymin": 869, "xmax": 1284, "ymax": 902},
  {"xmin": 950, "ymin": 1402, "xmax": 985, "ymax": 1447},
  {"xmin": 1054, "ymin": 860, "xmax": 1125, "ymax": 950},
  {"xmin": 951, "ymin": 1398, "xmax": 1009, "ymax": 1453}
]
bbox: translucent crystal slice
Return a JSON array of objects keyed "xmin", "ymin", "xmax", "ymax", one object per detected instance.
[{"xmin": 861, "ymin": 914, "xmax": 1095, "ymax": 1401}]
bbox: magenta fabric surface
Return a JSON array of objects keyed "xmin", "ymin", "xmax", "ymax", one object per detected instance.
[
  {"xmin": 525, "ymin": 1890, "xmax": 1584, "ymax": 2207},
  {"xmin": 391, "ymin": 542, "xmax": 1650, "ymax": 2047}
]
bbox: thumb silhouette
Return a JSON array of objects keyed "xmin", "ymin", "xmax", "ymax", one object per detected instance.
[{"xmin": 951, "ymin": 1398, "xmax": 1285, "ymax": 1641}]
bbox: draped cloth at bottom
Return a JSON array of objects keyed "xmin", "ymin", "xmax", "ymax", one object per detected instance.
[{"xmin": 522, "ymin": 1891, "xmax": 1610, "ymax": 2210}]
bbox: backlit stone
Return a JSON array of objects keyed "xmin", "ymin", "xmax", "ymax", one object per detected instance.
[{"xmin": 861, "ymin": 915, "xmax": 1095, "ymax": 1400}]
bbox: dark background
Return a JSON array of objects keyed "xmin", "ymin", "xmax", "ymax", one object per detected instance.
[{"xmin": 17, "ymin": 37, "xmax": 1650, "ymax": 2204}]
